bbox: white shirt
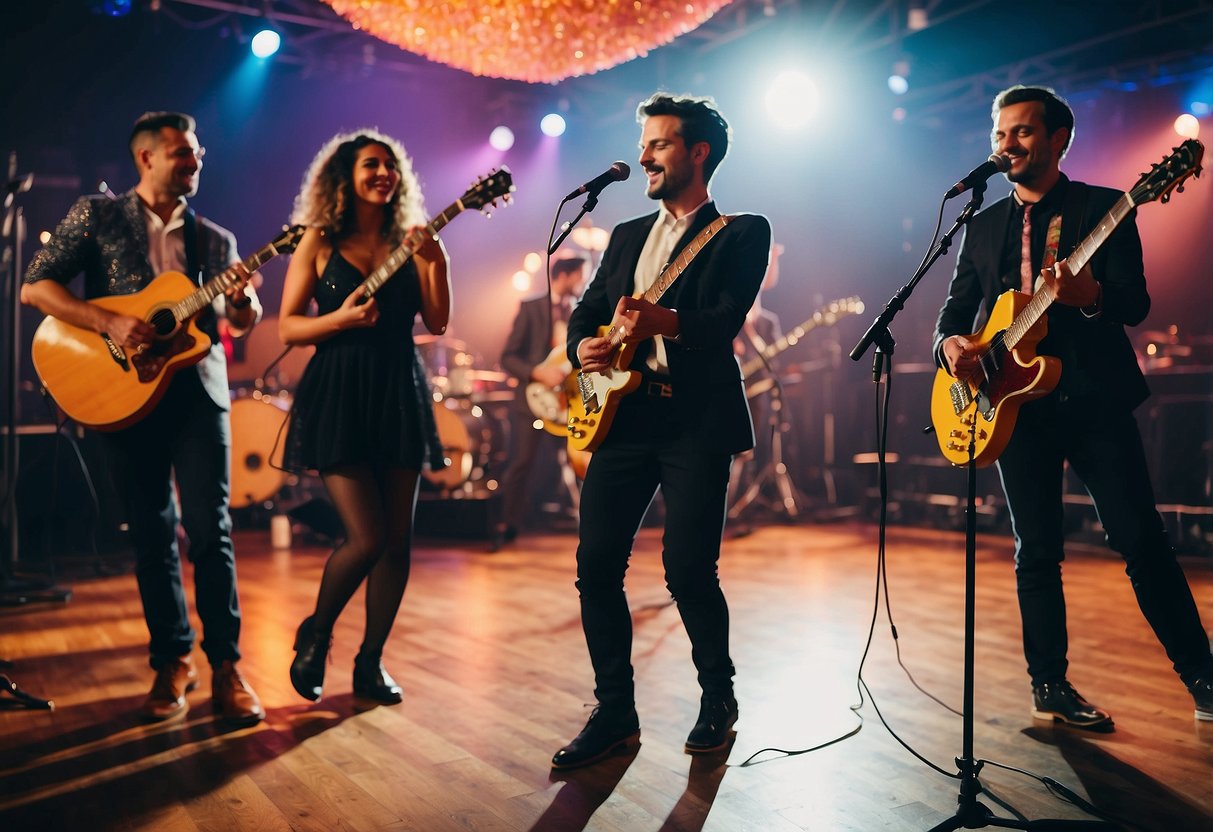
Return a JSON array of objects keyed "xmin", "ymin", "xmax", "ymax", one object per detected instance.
[
  {"xmin": 142, "ymin": 198, "xmax": 188, "ymax": 275},
  {"xmin": 633, "ymin": 197, "xmax": 708, "ymax": 372}
]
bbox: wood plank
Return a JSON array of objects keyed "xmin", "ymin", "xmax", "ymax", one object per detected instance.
[{"xmin": 1, "ymin": 522, "xmax": 1210, "ymax": 831}]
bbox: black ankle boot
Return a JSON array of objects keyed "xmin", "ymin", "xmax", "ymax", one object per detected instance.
[
  {"xmin": 290, "ymin": 616, "xmax": 331, "ymax": 702},
  {"xmin": 353, "ymin": 654, "xmax": 403, "ymax": 704}
]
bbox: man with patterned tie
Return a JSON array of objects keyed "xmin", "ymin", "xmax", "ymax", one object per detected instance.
[
  {"xmin": 933, "ymin": 85, "xmax": 1213, "ymax": 729},
  {"xmin": 491, "ymin": 256, "xmax": 588, "ymax": 551}
]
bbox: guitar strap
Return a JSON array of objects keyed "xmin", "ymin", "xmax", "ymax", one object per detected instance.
[{"xmin": 182, "ymin": 207, "xmax": 203, "ymax": 286}]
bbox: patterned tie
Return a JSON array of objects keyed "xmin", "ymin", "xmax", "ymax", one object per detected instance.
[{"xmin": 1019, "ymin": 203, "xmax": 1034, "ymax": 294}]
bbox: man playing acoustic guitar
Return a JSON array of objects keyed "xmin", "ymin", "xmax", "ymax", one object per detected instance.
[
  {"xmin": 933, "ymin": 86, "xmax": 1213, "ymax": 729},
  {"xmin": 22, "ymin": 111, "xmax": 265, "ymax": 726},
  {"xmin": 551, "ymin": 93, "xmax": 771, "ymax": 769}
]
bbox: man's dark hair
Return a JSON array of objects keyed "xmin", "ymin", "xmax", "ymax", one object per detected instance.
[
  {"xmin": 552, "ymin": 257, "xmax": 587, "ymax": 279},
  {"xmin": 637, "ymin": 93, "xmax": 732, "ymax": 183},
  {"xmin": 993, "ymin": 86, "xmax": 1075, "ymax": 156},
  {"xmin": 129, "ymin": 111, "xmax": 196, "ymax": 163}
]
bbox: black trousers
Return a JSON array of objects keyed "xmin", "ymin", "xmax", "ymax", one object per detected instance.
[
  {"xmin": 102, "ymin": 370, "xmax": 241, "ymax": 670},
  {"xmin": 574, "ymin": 387, "xmax": 735, "ymax": 709},
  {"xmin": 997, "ymin": 394, "xmax": 1212, "ymax": 688},
  {"xmin": 499, "ymin": 406, "xmax": 563, "ymax": 531}
]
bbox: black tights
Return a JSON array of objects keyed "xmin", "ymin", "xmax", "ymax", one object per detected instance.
[{"xmin": 312, "ymin": 465, "xmax": 419, "ymax": 659}]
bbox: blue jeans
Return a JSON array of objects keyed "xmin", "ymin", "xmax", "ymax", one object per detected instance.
[{"xmin": 102, "ymin": 369, "xmax": 241, "ymax": 670}]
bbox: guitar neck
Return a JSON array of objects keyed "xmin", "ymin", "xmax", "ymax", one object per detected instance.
[
  {"xmin": 740, "ymin": 321, "xmax": 818, "ymax": 378},
  {"xmin": 174, "ymin": 238, "xmax": 285, "ymax": 320},
  {"xmin": 603, "ymin": 214, "xmax": 733, "ymax": 348},
  {"xmin": 358, "ymin": 201, "xmax": 462, "ymax": 298},
  {"xmin": 1004, "ymin": 192, "xmax": 1134, "ymax": 350}
]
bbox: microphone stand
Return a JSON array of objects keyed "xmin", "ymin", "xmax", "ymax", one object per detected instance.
[
  {"xmin": 852, "ymin": 183, "xmax": 1114, "ymax": 829},
  {"xmin": 548, "ymin": 191, "xmax": 598, "ymax": 257},
  {"xmin": 1, "ymin": 153, "xmax": 62, "ymax": 711}
]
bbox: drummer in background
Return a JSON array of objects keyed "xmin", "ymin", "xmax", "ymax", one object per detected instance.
[
  {"xmin": 278, "ymin": 128, "xmax": 451, "ymax": 705},
  {"xmin": 490, "ymin": 256, "xmax": 589, "ymax": 552}
]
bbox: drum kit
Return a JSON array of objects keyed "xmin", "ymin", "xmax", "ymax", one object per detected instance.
[{"xmin": 226, "ymin": 322, "xmax": 514, "ymax": 512}]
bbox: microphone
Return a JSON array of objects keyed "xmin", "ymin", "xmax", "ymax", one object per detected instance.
[
  {"xmin": 564, "ymin": 161, "xmax": 630, "ymax": 201},
  {"xmin": 944, "ymin": 154, "xmax": 1011, "ymax": 199}
]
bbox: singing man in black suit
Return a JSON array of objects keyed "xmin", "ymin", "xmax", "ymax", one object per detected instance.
[
  {"xmin": 934, "ymin": 85, "xmax": 1213, "ymax": 730},
  {"xmin": 491, "ymin": 256, "xmax": 588, "ymax": 550},
  {"xmin": 551, "ymin": 93, "xmax": 771, "ymax": 769}
]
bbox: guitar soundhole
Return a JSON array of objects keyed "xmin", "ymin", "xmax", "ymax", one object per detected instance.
[{"xmin": 149, "ymin": 308, "xmax": 178, "ymax": 336}]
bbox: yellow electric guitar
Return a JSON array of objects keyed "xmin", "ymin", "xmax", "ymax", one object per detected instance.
[
  {"xmin": 930, "ymin": 138, "xmax": 1203, "ymax": 467},
  {"xmin": 30, "ymin": 224, "xmax": 305, "ymax": 431},
  {"xmin": 567, "ymin": 214, "xmax": 734, "ymax": 452}
]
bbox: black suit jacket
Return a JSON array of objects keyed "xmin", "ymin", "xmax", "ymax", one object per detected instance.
[
  {"xmin": 933, "ymin": 178, "xmax": 1151, "ymax": 410},
  {"xmin": 567, "ymin": 202, "xmax": 772, "ymax": 454},
  {"xmin": 501, "ymin": 294, "xmax": 561, "ymax": 413}
]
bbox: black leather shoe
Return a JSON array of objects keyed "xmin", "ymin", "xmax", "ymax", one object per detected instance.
[
  {"xmin": 1032, "ymin": 680, "xmax": 1113, "ymax": 731},
  {"xmin": 353, "ymin": 654, "xmax": 403, "ymax": 704},
  {"xmin": 1189, "ymin": 678, "xmax": 1213, "ymax": 722},
  {"xmin": 685, "ymin": 694, "xmax": 739, "ymax": 753},
  {"xmin": 551, "ymin": 706, "xmax": 640, "ymax": 770},
  {"xmin": 290, "ymin": 616, "xmax": 331, "ymax": 702}
]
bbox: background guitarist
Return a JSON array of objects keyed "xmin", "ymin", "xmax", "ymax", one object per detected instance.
[
  {"xmin": 932, "ymin": 85, "xmax": 1213, "ymax": 729},
  {"xmin": 21, "ymin": 111, "xmax": 265, "ymax": 726},
  {"xmin": 491, "ymin": 255, "xmax": 588, "ymax": 552},
  {"xmin": 551, "ymin": 92, "xmax": 771, "ymax": 769}
]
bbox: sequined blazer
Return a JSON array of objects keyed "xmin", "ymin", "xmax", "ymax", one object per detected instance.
[{"xmin": 24, "ymin": 190, "xmax": 255, "ymax": 411}]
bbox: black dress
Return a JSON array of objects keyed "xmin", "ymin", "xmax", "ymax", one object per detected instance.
[{"xmin": 283, "ymin": 249, "xmax": 442, "ymax": 474}]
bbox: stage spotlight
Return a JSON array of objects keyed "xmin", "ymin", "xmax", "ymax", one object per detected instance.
[
  {"xmin": 888, "ymin": 75, "xmax": 909, "ymax": 95},
  {"xmin": 523, "ymin": 251, "xmax": 543, "ymax": 273},
  {"xmin": 765, "ymin": 70, "xmax": 819, "ymax": 130},
  {"xmin": 251, "ymin": 29, "xmax": 281, "ymax": 59},
  {"xmin": 1174, "ymin": 113, "xmax": 1200, "ymax": 139},
  {"xmin": 540, "ymin": 113, "xmax": 567, "ymax": 137},
  {"xmin": 512, "ymin": 270, "xmax": 532, "ymax": 292},
  {"xmin": 489, "ymin": 126, "xmax": 515, "ymax": 151},
  {"xmin": 89, "ymin": 0, "xmax": 132, "ymax": 16},
  {"xmin": 1190, "ymin": 101, "xmax": 1210, "ymax": 117},
  {"xmin": 892, "ymin": 107, "xmax": 907, "ymax": 122}
]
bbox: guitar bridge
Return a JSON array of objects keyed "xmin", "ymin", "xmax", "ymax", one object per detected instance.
[
  {"xmin": 576, "ymin": 372, "xmax": 599, "ymax": 413},
  {"xmin": 948, "ymin": 381, "xmax": 972, "ymax": 415}
]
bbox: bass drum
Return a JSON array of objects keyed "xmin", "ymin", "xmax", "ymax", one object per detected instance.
[
  {"xmin": 229, "ymin": 393, "xmax": 291, "ymax": 509},
  {"xmin": 422, "ymin": 402, "xmax": 498, "ymax": 492}
]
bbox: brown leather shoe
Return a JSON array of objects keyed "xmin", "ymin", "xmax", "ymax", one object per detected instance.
[
  {"xmin": 140, "ymin": 656, "xmax": 198, "ymax": 722},
  {"xmin": 212, "ymin": 660, "xmax": 265, "ymax": 727}
]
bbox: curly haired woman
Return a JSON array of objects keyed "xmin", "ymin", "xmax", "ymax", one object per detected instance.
[{"xmin": 279, "ymin": 129, "xmax": 450, "ymax": 704}]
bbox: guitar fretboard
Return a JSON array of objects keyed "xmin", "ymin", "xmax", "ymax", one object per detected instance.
[
  {"xmin": 606, "ymin": 214, "xmax": 734, "ymax": 347},
  {"xmin": 1003, "ymin": 193, "xmax": 1134, "ymax": 350},
  {"xmin": 358, "ymin": 200, "xmax": 463, "ymax": 298},
  {"xmin": 172, "ymin": 236, "xmax": 295, "ymax": 321}
]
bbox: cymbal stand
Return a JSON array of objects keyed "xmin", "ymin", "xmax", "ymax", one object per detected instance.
[{"xmin": 728, "ymin": 377, "xmax": 804, "ymax": 521}]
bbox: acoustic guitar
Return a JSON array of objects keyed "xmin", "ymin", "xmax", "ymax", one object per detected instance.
[
  {"xmin": 930, "ymin": 138, "xmax": 1203, "ymax": 467},
  {"xmin": 31, "ymin": 224, "xmax": 305, "ymax": 431}
]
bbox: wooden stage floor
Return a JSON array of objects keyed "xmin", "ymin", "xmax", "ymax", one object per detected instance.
[{"xmin": 1, "ymin": 522, "xmax": 1211, "ymax": 831}]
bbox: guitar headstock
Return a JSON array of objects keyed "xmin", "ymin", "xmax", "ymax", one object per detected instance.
[
  {"xmin": 1130, "ymin": 139, "xmax": 1203, "ymax": 205},
  {"xmin": 462, "ymin": 167, "xmax": 515, "ymax": 215},
  {"xmin": 272, "ymin": 224, "xmax": 307, "ymax": 254}
]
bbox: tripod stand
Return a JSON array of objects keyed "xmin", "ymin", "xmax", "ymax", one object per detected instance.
[
  {"xmin": 728, "ymin": 380, "xmax": 804, "ymax": 521},
  {"xmin": 926, "ymin": 435, "xmax": 1113, "ymax": 831}
]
